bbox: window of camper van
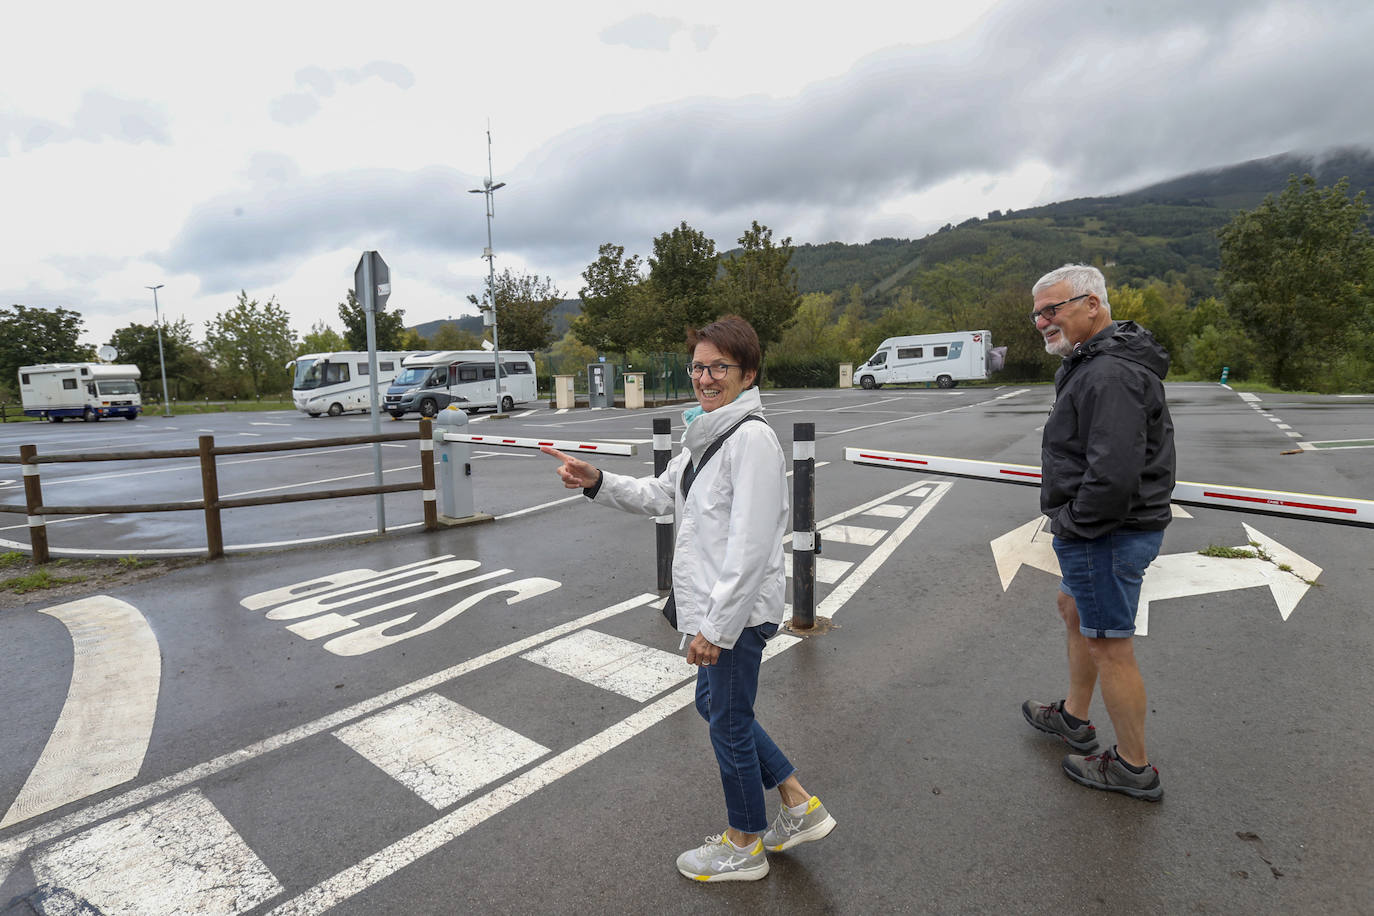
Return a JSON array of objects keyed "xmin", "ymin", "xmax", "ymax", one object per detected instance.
[
  {"xmin": 482, "ymin": 366, "xmax": 496, "ymax": 380},
  {"xmin": 933, "ymin": 346, "xmax": 948, "ymax": 358},
  {"xmin": 458, "ymin": 367, "xmax": 479, "ymax": 382},
  {"xmin": 394, "ymin": 366, "xmax": 428, "ymax": 388},
  {"xmin": 63, "ymin": 378, "xmax": 78, "ymax": 390},
  {"xmin": 96, "ymin": 380, "xmax": 138, "ymax": 396},
  {"xmin": 379, "ymin": 361, "xmax": 394, "ymax": 372},
  {"xmin": 507, "ymin": 361, "xmax": 531, "ymax": 374},
  {"xmin": 868, "ymin": 351, "xmax": 887, "ymax": 366},
  {"xmin": 897, "ymin": 347, "xmax": 922, "ymax": 359},
  {"xmin": 427, "ymin": 368, "xmax": 448, "ymax": 387}
]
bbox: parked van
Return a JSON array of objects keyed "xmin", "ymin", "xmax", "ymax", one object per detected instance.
[
  {"xmin": 289, "ymin": 351, "xmax": 422, "ymax": 417},
  {"xmin": 854, "ymin": 330, "xmax": 1006, "ymax": 389},
  {"xmin": 19, "ymin": 363, "xmax": 143, "ymax": 421},
  {"xmin": 384, "ymin": 350, "xmax": 538, "ymax": 418}
]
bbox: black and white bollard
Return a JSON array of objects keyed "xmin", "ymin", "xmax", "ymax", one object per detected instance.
[
  {"xmin": 790, "ymin": 422, "xmax": 817, "ymax": 630},
  {"xmin": 653, "ymin": 416, "xmax": 674, "ymax": 591}
]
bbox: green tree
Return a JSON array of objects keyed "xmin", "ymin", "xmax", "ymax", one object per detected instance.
[
  {"xmin": 645, "ymin": 221, "xmax": 719, "ymax": 348},
  {"xmin": 467, "ymin": 269, "xmax": 562, "ymax": 352},
  {"xmin": 0, "ymin": 304, "xmax": 93, "ymax": 394},
  {"xmin": 714, "ymin": 221, "xmax": 801, "ymax": 351},
  {"xmin": 431, "ymin": 322, "xmax": 483, "ymax": 350},
  {"xmin": 338, "ymin": 289, "xmax": 408, "ymax": 350},
  {"xmin": 108, "ymin": 318, "xmax": 197, "ymax": 397},
  {"xmin": 204, "ymin": 291, "xmax": 298, "ymax": 396},
  {"xmin": 299, "ymin": 320, "xmax": 346, "ymax": 355},
  {"xmin": 1218, "ymin": 175, "xmax": 1374, "ymax": 389},
  {"xmin": 574, "ymin": 243, "xmax": 647, "ymax": 355}
]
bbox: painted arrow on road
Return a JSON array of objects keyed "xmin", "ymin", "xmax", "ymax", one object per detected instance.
[{"xmin": 990, "ymin": 518, "xmax": 1322, "ymax": 636}]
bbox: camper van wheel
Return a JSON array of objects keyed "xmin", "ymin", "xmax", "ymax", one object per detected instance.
[
  {"xmin": 419, "ymin": 398, "xmax": 438, "ymax": 418},
  {"xmin": 936, "ymin": 375, "xmax": 954, "ymax": 389},
  {"xmin": 50, "ymin": 416, "xmax": 64, "ymax": 423},
  {"xmin": 307, "ymin": 412, "xmax": 321, "ymax": 418},
  {"xmin": 83, "ymin": 407, "xmax": 98, "ymax": 422},
  {"xmin": 389, "ymin": 411, "xmax": 405, "ymax": 420},
  {"xmin": 125, "ymin": 414, "xmax": 138, "ymax": 420},
  {"xmin": 860, "ymin": 375, "xmax": 876, "ymax": 390},
  {"xmin": 501, "ymin": 395, "xmax": 514, "ymax": 412},
  {"xmin": 328, "ymin": 402, "xmax": 344, "ymax": 417}
]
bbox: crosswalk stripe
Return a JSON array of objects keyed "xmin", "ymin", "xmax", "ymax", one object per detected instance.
[
  {"xmin": 31, "ymin": 789, "xmax": 282, "ymax": 916},
  {"xmin": 863, "ymin": 503, "xmax": 911, "ymax": 519},
  {"xmin": 334, "ymin": 694, "xmax": 550, "ymax": 809},
  {"xmin": 819, "ymin": 523, "xmax": 887, "ymax": 546},
  {"xmin": 521, "ymin": 630, "xmax": 693, "ymax": 701},
  {"xmin": 783, "ymin": 553, "xmax": 853, "ymax": 584}
]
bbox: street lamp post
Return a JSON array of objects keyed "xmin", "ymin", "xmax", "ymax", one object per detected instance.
[
  {"xmin": 146, "ymin": 284, "xmax": 173, "ymax": 417},
  {"xmin": 468, "ymin": 129, "xmax": 506, "ymax": 412}
]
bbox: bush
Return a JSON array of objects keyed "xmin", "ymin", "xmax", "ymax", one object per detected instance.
[{"xmin": 764, "ymin": 355, "xmax": 841, "ymax": 388}]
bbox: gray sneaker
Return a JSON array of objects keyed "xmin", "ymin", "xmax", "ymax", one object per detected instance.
[
  {"xmin": 760, "ymin": 796, "xmax": 837, "ymax": 852},
  {"xmin": 676, "ymin": 833, "xmax": 770, "ymax": 882},
  {"xmin": 1062, "ymin": 746, "xmax": 1163, "ymax": 801},
  {"xmin": 1022, "ymin": 699, "xmax": 1099, "ymax": 752}
]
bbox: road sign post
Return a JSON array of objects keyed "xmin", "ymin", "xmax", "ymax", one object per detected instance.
[{"xmin": 355, "ymin": 251, "xmax": 392, "ymax": 534}]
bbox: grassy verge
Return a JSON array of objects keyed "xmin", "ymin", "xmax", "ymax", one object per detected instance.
[{"xmin": 0, "ymin": 551, "xmax": 203, "ymax": 602}]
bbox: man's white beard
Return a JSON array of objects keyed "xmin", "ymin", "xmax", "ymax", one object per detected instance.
[{"xmin": 1044, "ymin": 334, "xmax": 1075, "ymax": 358}]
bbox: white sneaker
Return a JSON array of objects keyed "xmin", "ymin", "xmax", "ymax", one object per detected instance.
[
  {"xmin": 676, "ymin": 833, "xmax": 770, "ymax": 882},
  {"xmin": 760, "ymin": 796, "xmax": 837, "ymax": 851}
]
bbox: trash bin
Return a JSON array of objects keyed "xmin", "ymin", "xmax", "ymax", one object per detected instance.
[
  {"xmin": 838, "ymin": 363, "xmax": 853, "ymax": 388},
  {"xmin": 587, "ymin": 363, "xmax": 616, "ymax": 408},
  {"xmin": 624, "ymin": 372, "xmax": 645, "ymax": 409},
  {"xmin": 554, "ymin": 375, "xmax": 575, "ymax": 409}
]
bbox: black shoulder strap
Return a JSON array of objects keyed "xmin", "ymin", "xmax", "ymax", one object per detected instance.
[{"xmin": 680, "ymin": 414, "xmax": 766, "ymax": 499}]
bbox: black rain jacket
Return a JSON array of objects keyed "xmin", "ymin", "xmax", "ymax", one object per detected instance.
[{"xmin": 1040, "ymin": 320, "xmax": 1176, "ymax": 540}]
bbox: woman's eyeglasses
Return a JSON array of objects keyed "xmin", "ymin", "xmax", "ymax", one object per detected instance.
[{"xmin": 687, "ymin": 362, "xmax": 741, "ymax": 380}]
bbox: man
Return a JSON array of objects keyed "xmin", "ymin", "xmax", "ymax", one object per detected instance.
[{"xmin": 1021, "ymin": 263, "xmax": 1176, "ymax": 801}]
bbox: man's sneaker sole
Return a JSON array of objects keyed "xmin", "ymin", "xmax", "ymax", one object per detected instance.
[
  {"xmin": 765, "ymin": 814, "xmax": 837, "ymax": 852},
  {"xmin": 1022, "ymin": 702, "xmax": 1099, "ymax": 752},
  {"xmin": 678, "ymin": 859, "xmax": 770, "ymax": 882},
  {"xmin": 1062, "ymin": 755, "xmax": 1163, "ymax": 802}
]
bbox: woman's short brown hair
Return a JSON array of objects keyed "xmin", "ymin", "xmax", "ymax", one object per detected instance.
[{"xmin": 687, "ymin": 315, "xmax": 761, "ymax": 388}]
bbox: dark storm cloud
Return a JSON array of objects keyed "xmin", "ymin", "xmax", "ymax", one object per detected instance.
[{"xmin": 163, "ymin": 0, "xmax": 1374, "ymax": 293}]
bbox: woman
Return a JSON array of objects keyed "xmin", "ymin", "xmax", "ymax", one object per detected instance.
[{"xmin": 542, "ymin": 315, "xmax": 835, "ymax": 882}]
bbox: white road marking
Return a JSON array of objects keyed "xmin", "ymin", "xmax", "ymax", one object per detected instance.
[
  {"xmin": 2, "ymin": 597, "xmax": 161, "ymax": 829},
  {"xmin": 334, "ymin": 694, "xmax": 550, "ymax": 809},
  {"xmin": 819, "ymin": 523, "xmax": 887, "ymax": 546},
  {"xmin": 0, "ymin": 594, "xmax": 658, "ymax": 885},
  {"xmin": 863, "ymin": 503, "xmax": 911, "ymax": 518},
  {"xmin": 31, "ymin": 789, "xmax": 282, "ymax": 916},
  {"xmin": 829, "ymin": 389, "xmax": 1029, "ymax": 436},
  {"xmin": 269, "ymin": 481, "xmax": 946, "ymax": 916},
  {"xmin": 783, "ymin": 553, "xmax": 853, "ymax": 584},
  {"xmin": 522, "ymin": 629, "xmax": 693, "ymax": 701}
]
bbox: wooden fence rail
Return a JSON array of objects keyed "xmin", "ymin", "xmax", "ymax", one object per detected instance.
[{"xmin": 0, "ymin": 420, "xmax": 438, "ymax": 562}]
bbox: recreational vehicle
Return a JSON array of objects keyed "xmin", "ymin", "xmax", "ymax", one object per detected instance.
[
  {"xmin": 854, "ymin": 330, "xmax": 1006, "ymax": 389},
  {"xmin": 19, "ymin": 363, "xmax": 143, "ymax": 421},
  {"xmin": 290, "ymin": 351, "xmax": 420, "ymax": 417},
  {"xmin": 384, "ymin": 350, "xmax": 538, "ymax": 418}
]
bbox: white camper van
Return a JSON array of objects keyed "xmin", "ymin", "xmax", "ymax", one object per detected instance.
[
  {"xmin": 289, "ymin": 351, "xmax": 418, "ymax": 417},
  {"xmin": 855, "ymin": 330, "xmax": 1006, "ymax": 389},
  {"xmin": 19, "ymin": 363, "xmax": 143, "ymax": 421},
  {"xmin": 384, "ymin": 350, "xmax": 539, "ymax": 418}
]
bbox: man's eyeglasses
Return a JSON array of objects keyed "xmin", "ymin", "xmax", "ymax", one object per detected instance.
[
  {"xmin": 1031, "ymin": 294, "xmax": 1089, "ymax": 324},
  {"xmin": 687, "ymin": 362, "xmax": 741, "ymax": 380}
]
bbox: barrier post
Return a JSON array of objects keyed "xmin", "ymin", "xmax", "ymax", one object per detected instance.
[
  {"xmin": 790, "ymin": 422, "xmax": 816, "ymax": 630},
  {"xmin": 198, "ymin": 434, "xmax": 224, "ymax": 559},
  {"xmin": 20, "ymin": 444, "xmax": 49, "ymax": 564},
  {"xmin": 419, "ymin": 418, "xmax": 438, "ymax": 531},
  {"xmin": 653, "ymin": 416, "xmax": 673, "ymax": 591},
  {"xmin": 1220, "ymin": 366, "xmax": 1230, "ymax": 384}
]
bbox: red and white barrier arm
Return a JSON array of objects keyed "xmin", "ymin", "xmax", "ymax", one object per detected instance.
[
  {"xmin": 442, "ymin": 433, "xmax": 638, "ymax": 457},
  {"xmin": 844, "ymin": 447, "xmax": 1374, "ymax": 528}
]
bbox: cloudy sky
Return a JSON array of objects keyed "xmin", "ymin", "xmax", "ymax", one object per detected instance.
[{"xmin": 4, "ymin": 0, "xmax": 1372, "ymax": 350}]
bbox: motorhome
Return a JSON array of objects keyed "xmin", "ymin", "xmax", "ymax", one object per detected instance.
[
  {"xmin": 384, "ymin": 350, "xmax": 538, "ymax": 418},
  {"xmin": 19, "ymin": 363, "xmax": 143, "ymax": 421},
  {"xmin": 854, "ymin": 330, "xmax": 1006, "ymax": 389},
  {"xmin": 289, "ymin": 351, "xmax": 420, "ymax": 417}
]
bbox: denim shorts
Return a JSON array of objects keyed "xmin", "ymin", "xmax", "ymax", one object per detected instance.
[{"xmin": 1053, "ymin": 528, "xmax": 1164, "ymax": 638}]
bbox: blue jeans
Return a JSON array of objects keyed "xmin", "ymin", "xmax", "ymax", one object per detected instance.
[
  {"xmin": 1054, "ymin": 528, "xmax": 1164, "ymax": 638},
  {"xmin": 694, "ymin": 622, "xmax": 795, "ymax": 834}
]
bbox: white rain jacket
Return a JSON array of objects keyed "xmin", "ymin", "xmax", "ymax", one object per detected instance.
[{"xmin": 589, "ymin": 387, "xmax": 789, "ymax": 649}]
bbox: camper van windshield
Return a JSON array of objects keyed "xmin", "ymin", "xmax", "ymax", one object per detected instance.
[
  {"xmin": 394, "ymin": 366, "xmax": 429, "ymax": 387},
  {"xmin": 96, "ymin": 380, "xmax": 139, "ymax": 396},
  {"xmin": 297, "ymin": 361, "xmax": 351, "ymax": 390},
  {"xmin": 292, "ymin": 359, "xmax": 317, "ymax": 390}
]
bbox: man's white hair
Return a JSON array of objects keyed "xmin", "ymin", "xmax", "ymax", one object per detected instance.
[{"xmin": 1033, "ymin": 264, "xmax": 1110, "ymax": 315}]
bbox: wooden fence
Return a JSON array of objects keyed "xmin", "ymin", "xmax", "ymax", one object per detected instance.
[{"xmin": 0, "ymin": 419, "xmax": 437, "ymax": 562}]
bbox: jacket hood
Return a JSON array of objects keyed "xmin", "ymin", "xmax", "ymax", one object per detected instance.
[
  {"xmin": 682, "ymin": 387, "xmax": 764, "ymax": 456},
  {"xmin": 1071, "ymin": 320, "xmax": 1171, "ymax": 380}
]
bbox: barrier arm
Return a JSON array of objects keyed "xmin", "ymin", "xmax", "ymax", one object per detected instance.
[{"xmin": 844, "ymin": 448, "xmax": 1374, "ymax": 529}]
